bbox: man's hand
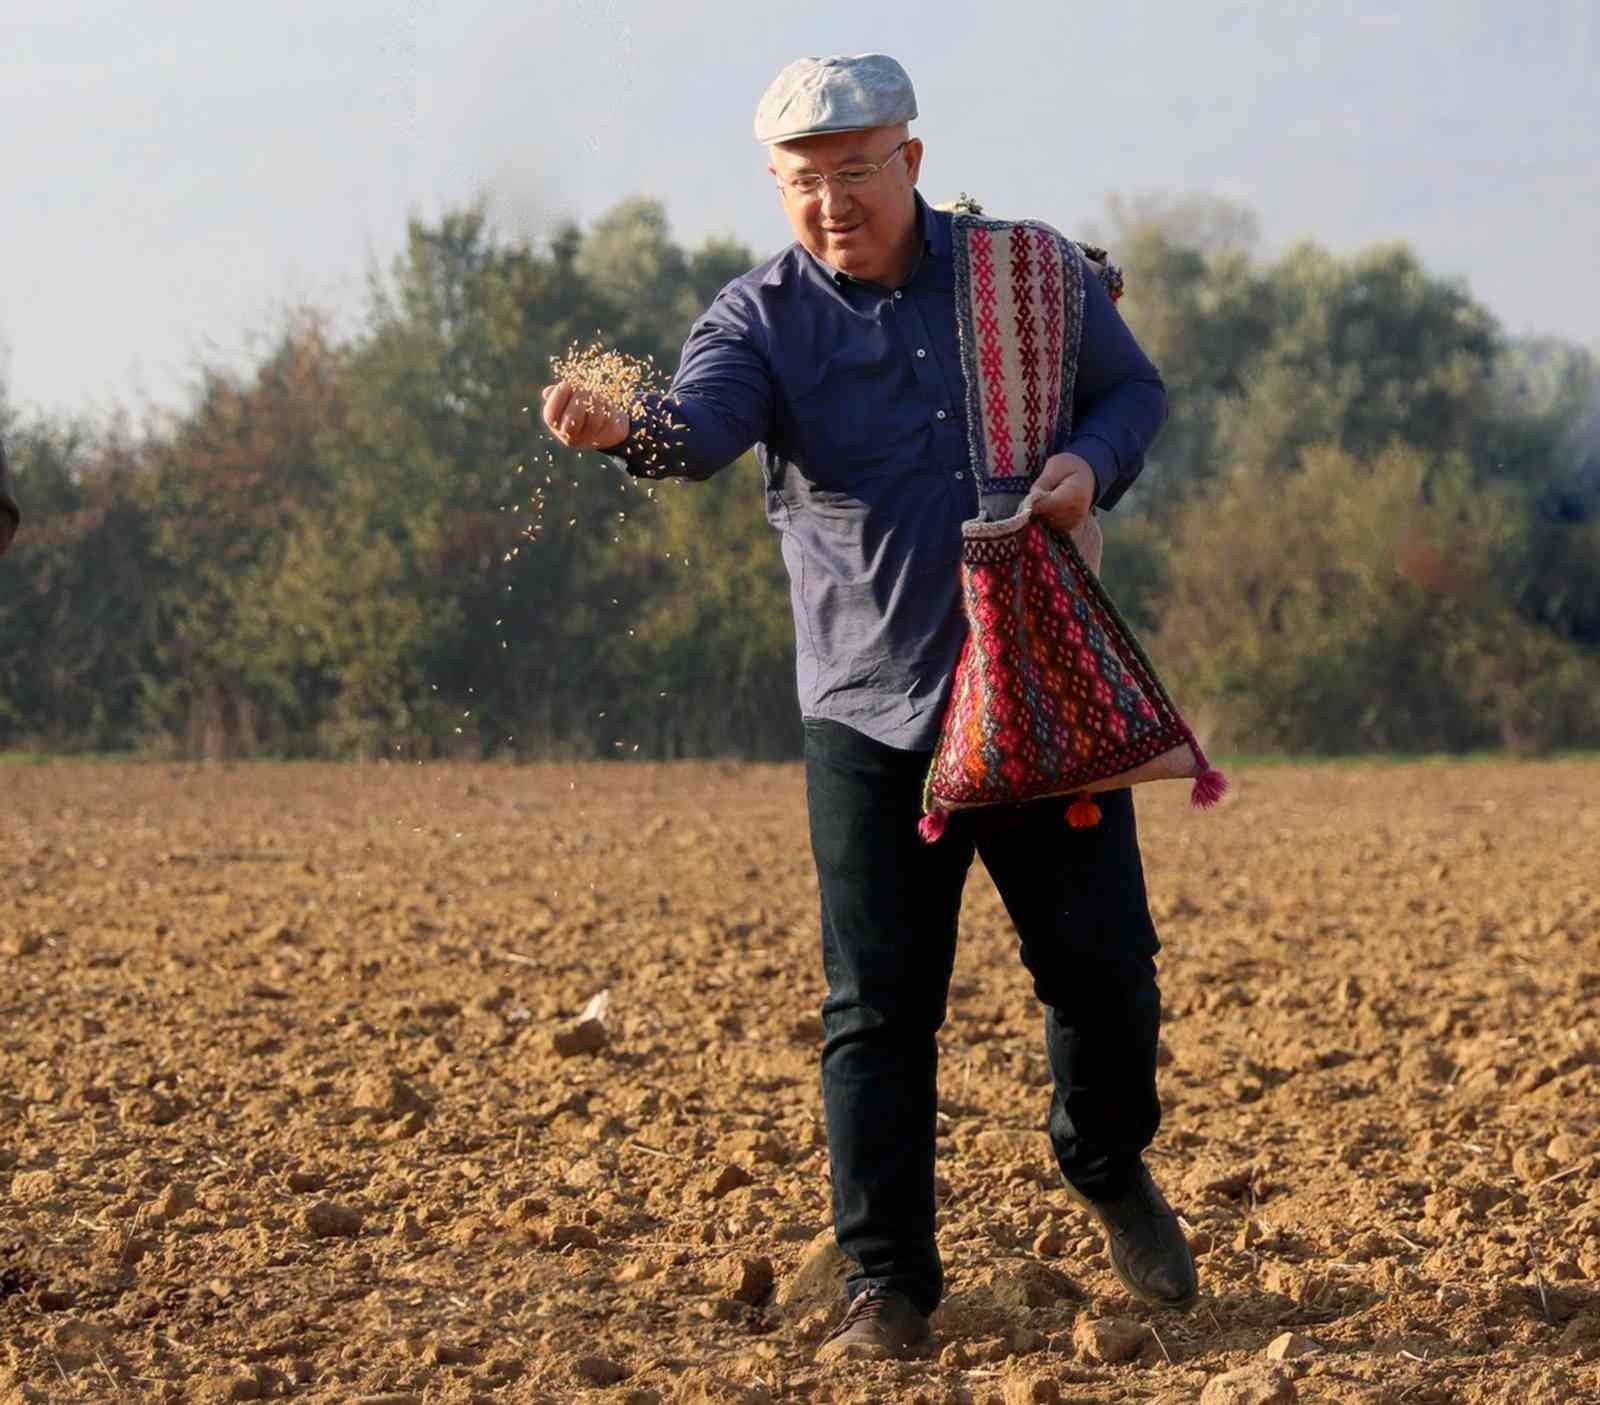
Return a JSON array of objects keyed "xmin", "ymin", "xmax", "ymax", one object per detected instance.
[
  {"xmin": 1025, "ymin": 451, "xmax": 1097, "ymax": 533},
  {"xmin": 540, "ymin": 381, "xmax": 629, "ymax": 451}
]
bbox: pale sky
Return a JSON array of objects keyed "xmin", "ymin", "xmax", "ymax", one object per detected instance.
[{"xmin": 4, "ymin": 0, "xmax": 1596, "ymax": 422}]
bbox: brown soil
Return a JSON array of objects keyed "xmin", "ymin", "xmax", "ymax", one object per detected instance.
[{"xmin": 3, "ymin": 759, "xmax": 1598, "ymax": 1404}]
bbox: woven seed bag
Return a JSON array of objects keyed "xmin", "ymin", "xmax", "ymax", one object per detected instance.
[{"xmin": 918, "ymin": 212, "xmax": 1225, "ymax": 840}]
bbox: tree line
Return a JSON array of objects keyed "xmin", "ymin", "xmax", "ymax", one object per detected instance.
[{"xmin": 1, "ymin": 194, "xmax": 1596, "ymax": 759}]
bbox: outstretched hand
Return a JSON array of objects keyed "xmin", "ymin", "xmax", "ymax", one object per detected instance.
[
  {"xmin": 1025, "ymin": 451, "xmax": 1096, "ymax": 533},
  {"xmin": 540, "ymin": 381, "xmax": 629, "ymax": 452}
]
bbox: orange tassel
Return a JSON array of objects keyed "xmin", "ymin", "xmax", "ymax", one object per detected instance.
[{"xmin": 1066, "ymin": 793, "xmax": 1102, "ymax": 829}]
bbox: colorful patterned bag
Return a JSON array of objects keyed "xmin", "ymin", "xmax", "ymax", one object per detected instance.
[{"xmin": 918, "ymin": 213, "xmax": 1225, "ymax": 840}]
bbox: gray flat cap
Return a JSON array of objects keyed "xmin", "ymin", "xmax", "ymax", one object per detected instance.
[{"xmin": 754, "ymin": 54, "xmax": 917, "ymax": 145}]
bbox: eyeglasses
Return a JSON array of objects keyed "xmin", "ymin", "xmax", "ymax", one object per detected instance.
[{"xmin": 775, "ymin": 140, "xmax": 910, "ymax": 198}]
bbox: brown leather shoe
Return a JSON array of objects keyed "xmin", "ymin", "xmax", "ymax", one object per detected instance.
[
  {"xmin": 1064, "ymin": 1162, "xmax": 1199, "ymax": 1310},
  {"xmin": 814, "ymin": 1287, "xmax": 932, "ymax": 1363}
]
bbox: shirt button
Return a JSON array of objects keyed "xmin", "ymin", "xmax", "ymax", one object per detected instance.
[
  {"xmin": 916, "ymin": 348, "xmax": 927, "ymax": 358},
  {"xmin": 936, "ymin": 409, "xmax": 948, "ymax": 420},
  {"xmin": 893, "ymin": 290, "xmax": 903, "ymax": 300},
  {"xmin": 954, "ymin": 470, "xmax": 965, "ymax": 479}
]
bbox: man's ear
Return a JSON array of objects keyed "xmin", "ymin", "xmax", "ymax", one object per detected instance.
[{"xmin": 903, "ymin": 137, "xmax": 924, "ymax": 186}]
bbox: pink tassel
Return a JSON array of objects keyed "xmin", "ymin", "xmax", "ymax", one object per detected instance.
[
  {"xmin": 918, "ymin": 810, "xmax": 949, "ymax": 844},
  {"xmin": 1066, "ymin": 794, "xmax": 1103, "ymax": 829},
  {"xmin": 1190, "ymin": 768, "xmax": 1229, "ymax": 809},
  {"xmin": 1185, "ymin": 739, "xmax": 1228, "ymax": 810}
]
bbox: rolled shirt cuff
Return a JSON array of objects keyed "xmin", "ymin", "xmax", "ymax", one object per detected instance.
[{"xmin": 1064, "ymin": 433, "xmax": 1119, "ymax": 507}]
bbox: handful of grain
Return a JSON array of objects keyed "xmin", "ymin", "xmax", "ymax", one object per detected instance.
[
  {"xmin": 549, "ymin": 339, "xmax": 686, "ymax": 474},
  {"xmin": 550, "ymin": 341, "xmax": 662, "ymax": 419}
]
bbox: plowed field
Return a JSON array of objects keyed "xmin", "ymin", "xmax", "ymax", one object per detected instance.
[{"xmin": 3, "ymin": 760, "xmax": 1598, "ymax": 1404}]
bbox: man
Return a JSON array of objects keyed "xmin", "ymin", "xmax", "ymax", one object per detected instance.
[
  {"xmin": 0, "ymin": 436, "xmax": 18, "ymax": 555},
  {"xmin": 541, "ymin": 53, "xmax": 1195, "ymax": 1362}
]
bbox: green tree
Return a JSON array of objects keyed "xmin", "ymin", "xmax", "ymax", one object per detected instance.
[
  {"xmin": 138, "ymin": 318, "xmax": 345, "ymax": 755},
  {"xmin": 1154, "ymin": 442, "xmax": 1599, "ymax": 754},
  {"xmin": 0, "ymin": 416, "xmax": 156, "ymax": 749}
]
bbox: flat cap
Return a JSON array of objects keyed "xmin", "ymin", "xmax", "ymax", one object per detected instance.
[{"xmin": 753, "ymin": 54, "xmax": 917, "ymax": 145}]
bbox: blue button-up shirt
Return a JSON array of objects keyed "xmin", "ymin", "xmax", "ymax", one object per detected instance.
[{"xmin": 610, "ymin": 195, "xmax": 1167, "ymax": 749}]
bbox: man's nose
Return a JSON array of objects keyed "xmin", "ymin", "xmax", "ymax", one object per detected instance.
[{"xmin": 818, "ymin": 179, "xmax": 855, "ymax": 218}]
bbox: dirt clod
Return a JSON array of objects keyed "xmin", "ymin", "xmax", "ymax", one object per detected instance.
[
  {"xmin": 302, "ymin": 1201, "xmax": 363, "ymax": 1238},
  {"xmin": 574, "ymin": 1354, "xmax": 630, "ymax": 1385},
  {"xmin": 353, "ymin": 1070, "xmax": 428, "ymax": 1121},
  {"xmin": 1003, "ymin": 1375, "xmax": 1062, "ymax": 1405},
  {"xmin": 550, "ymin": 1222, "xmax": 601, "ymax": 1250},
  {"xmin": 552, "ymin": 1017, "xmax": 608, "ymax": 1057},
  {"xmin": 720, "ymin": 1254, "xmax": 775, "ymax": 1306},
  {"xmin": 704, "ymin": 1163, "xmax": 755, "ymax": 1199},
  {"xmin": 8, "ymin": 1171, "xmax": 57, "ymax": 1202},
  {"xmin": 777, "ymin": 1230, "xmax": 850, "ymax": 1318},
  {"xmin": 153, "ymin": 1181, "xmax": 197, "ymax": 1221},
  {"xmin": 1200, "ymin": 1364, "xmax": 1298, "ymax": 1405},
  {"xmin": 1072, "ymin": 1315, "xmax": 1148, "ymax": 1364},
  {"xmin": 47, "ymin": 1318, "xmax": 119, "ymax": 1370},
  {"xmin": 940, "ymin": 1341, "xmax": 973, "ymax": 1369},
  {"xmin": 1263, "ymin": 1331, "xmax": 1318, "ymax": 1361},
  {"xmin": 1032, "ymin": 1228, "xmax": 1067, "ymax": 1257},
  {"xmin": 504, "ymin": 1195, "xmax": 547, "ymax": 1228}
]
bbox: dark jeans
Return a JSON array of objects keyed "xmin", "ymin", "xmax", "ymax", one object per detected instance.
[{"xmin": 803, "ymin": 718, "xmax": 1163, "ymax": 1316}]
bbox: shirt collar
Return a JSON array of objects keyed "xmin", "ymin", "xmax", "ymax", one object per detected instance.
[{"xmin": 920, "ymin": 192, "xmax": 950, "ymax": 262}]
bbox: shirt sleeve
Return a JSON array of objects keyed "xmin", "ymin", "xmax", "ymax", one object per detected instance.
[
  {"xmin": 1063, "ymin": 258, "xmax": 1168, "ymax": 511},
  {"xmin": 0, "ymin": 436, "xmax": 18, "ymax": 555},
  {"xmin": 605, "ymin": 287, "xmax": 773, "ymax": 483}
]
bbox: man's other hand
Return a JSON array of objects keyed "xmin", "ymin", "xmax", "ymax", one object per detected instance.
[
  {"xmin": 1026, "ymin": 452, "xmax": 1096, "ymax": 533},
  {"xmin": 541, "ymin": 381, "xmax": 629, "ymax": 451}
]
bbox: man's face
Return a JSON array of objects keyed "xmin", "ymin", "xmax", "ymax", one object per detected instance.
[{"xmin": 768, "ymin": 127, "xmax": 923, "ymax": 286}]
